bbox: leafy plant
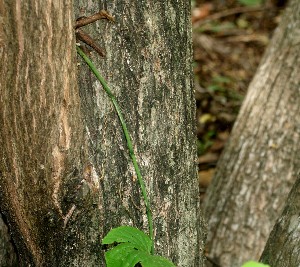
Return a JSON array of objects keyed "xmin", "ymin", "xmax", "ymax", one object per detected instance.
[
  {"xmin": 241, "ymin": 261, "xmax": 270, "ymax": 267},
  {"xmin": 197, "ymin": 130, "xmax": 216, "ymax": 156},
  {"xmin": 77, "ymin": 46, "xmax": 176, "ymax": 267},
  {"xmin": 207, "ymin": 75, "xmax": 243, "ymax": 102},
  {"xmin": 208, "ymin": 75, "xmax": 232, "ymax": 93},
  {"xmin": 102, "ymin": 226, "xmax": 175, "ymax": 267}
]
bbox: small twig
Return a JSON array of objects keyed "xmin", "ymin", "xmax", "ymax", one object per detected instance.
[
  {"xmin": 76, "ymin": 28, "xmax": 105, "ymax": 57},
  {"xmin": 75, "ymin": 10, "xmax": 114, "ymax": 29},
  {"xmin": 223, "ymin": 33, "xmax": 269, "ymax": 44},
  {"xmin": 75, "ymin": 10, "xmax": 114, "ymax": 57},
  {"xmin": 193, "ymin": 6, "xmax": 266, "ymax": 28}
]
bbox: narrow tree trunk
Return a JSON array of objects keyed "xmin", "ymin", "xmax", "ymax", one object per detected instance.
[
  {"xmin": 74, "ymin": 1, "xmax": 204, "ymax": 266},
  {"xmin": 203, "ymin": 0, "xmax": 300, "ymax": 266},
  {"xmin": 0, "ymin": 0, "xmax": 204, "ymax": 266},
  {"xmin": 260, "ymin": 175, "xmax": 300, "ymax": 267}
]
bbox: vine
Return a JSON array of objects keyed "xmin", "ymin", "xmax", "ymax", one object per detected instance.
[{"xmin": 77, "ymin": 46, "xmax": 175, "ymax": 267}]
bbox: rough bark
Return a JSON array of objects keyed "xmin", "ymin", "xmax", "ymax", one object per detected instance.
[
  {"xmin": 260, "ymin": 175, "xmax": 300, "ymax": 267},
  {"xmin": 74, "ymin": 1, "xmax": 204, "ymax": 266},
  {"xmin": 0, "ymin": 0, "xmax": 86, "ymax": 265},
  {"xmin": 203, "ymin": 0, "xmax": 300, "ymax": 266},
  {"xmin": 0, "ymin": 0, "xmax": 204, "ymax": 266}
]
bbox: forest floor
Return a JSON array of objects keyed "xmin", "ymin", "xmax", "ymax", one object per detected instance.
[{"xmin": 192, "ymin": 0, "xmax": 287, "ymax": 198}]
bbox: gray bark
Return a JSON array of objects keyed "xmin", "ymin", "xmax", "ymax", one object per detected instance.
[
  {"xmin": 74, "ymin": 1, "xmax": 204, "ymax": 266},
  {"xmin": 260, "ymin": 175, "xmax": 300, "ymax": 267},
  {"xmin": 203, "ymin": 0, "xmax": 300, "ymax": 266},
  {"xmin": 0, "ymin": 0, "xmax": 204, "ymax": 266}
]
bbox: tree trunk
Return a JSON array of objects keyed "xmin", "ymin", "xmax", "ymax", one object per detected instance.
[
  {"xmin": 0, "ymin": 0, "xmax": 204, "ymax": 266},
  {"xmin": 260, "ymin": 175, "xmax": 300, "ymax": 267},
  {"xmin": 0, "ymin": 213, "xmax": 18, "ymax": 266},
  {"xmin": 0, "ymin": 0, "xmax": 85, "ymax": 265},
  {"xmin": 74, "ymin": 1, "xmax": 205, "ymax": 266},
  {"xmin": 203, "ymin": 0, "xmax": 300, "ymax": 266}
]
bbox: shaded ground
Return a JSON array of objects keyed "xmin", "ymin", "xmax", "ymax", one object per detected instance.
[{"xmin": 192, "ymin": 0, "xmax": 287, "ymax": 198}]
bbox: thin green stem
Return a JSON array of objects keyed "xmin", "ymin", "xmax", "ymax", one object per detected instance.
[{"xmin": 76, "ymin": 46, "xmax": 154, "ymax": 254}]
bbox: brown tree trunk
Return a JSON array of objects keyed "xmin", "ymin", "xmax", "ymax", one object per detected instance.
[
  {"xmin": 0, "ymin": 214, "xmax": 18, "ymax": 266},
  {"xmin": 0, "ymin": 0, "xmax": 85, "ymax": 265},
  {"xmin": 260, "ymin": 175, "xmax": 300, "ymax": 267},
  {"xmin": 203, "ymin": 0, "xmax": 300, "ymax": 266},
  {"xmin": 0, "ymin": 0, "xmax": 204, "ymax": 266}
]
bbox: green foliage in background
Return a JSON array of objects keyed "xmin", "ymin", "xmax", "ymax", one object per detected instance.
[
  {"xmin": 241, "ymin": 261, "xmax": 270, "ymax": 267},
  {"xmin": 197, "ymin": 131, "xmax": 216, "ymax": 156},
  {"xmin": 238, "ymin": 0, "xmax": 263, "ymax": 6}
]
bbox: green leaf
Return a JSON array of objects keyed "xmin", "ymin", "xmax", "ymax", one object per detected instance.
[
  {"xmin": 102, "ymin": 226, "xmax": 152, "ymax": 253},
  {"xmin": 241, "ymin": 261, "xmax": 270, "ymax": 267},
  {"xmin": 105, "ymin": 243, "xmax": 176, "ymax": 267},
  {"xmin": 104, "ymin": 243, "xmax": 138, "ymax": 267},
  {"xmin": 103, "ymin": 226, "xmax": 176, "ymax": 267},
  {"xmin": 139, "ymin": 253, "xmax": 176, "ymax": 267},
  {"xmin": 212, "ymin": 75, "xmax": 231, "ymax": 84},
  {"xmin": 238, "ymin": 0, "xmax": 263, "ymax": 6}
]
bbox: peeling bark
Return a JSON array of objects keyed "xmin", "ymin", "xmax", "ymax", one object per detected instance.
[{"xmin": 203, "ymin": 0, "xmax": 300, "ymax": 266}]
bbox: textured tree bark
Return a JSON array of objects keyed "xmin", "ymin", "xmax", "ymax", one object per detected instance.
[
  {"xmin": 0, "ymin": 0, "xmax": 204, "ymax": 266},
  {"xmin": 0, "ymin": 213, "xmax": 18, "ymax": 266},
  {"xmin": 74, "ymin": 1, "xmax": 204, "ymax": 266},
  {"xmin": 203, "ymin": 0, "xmax": 300, "ymax": 266},
  {"xmin": 0, "ymin": 0, "xmax": 86, "ymax": 265},
  {"xmin": 260, "ymin": 175, "xmax": 300, "ymax": 267}
]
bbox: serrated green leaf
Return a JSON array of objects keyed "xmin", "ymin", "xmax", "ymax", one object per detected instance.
[
  {"xmin": 105, "ymin": 243, "xmax": 176, "ymax": 267},
  {"xmin": 238, "ymin": 0, "xmax": 262, "ymax": 6},
  {"xmin": 241, "ymin": 261, "xmax": 270, "ymax": 267},
  {"xmin": 102, "ymin": 226, "xmax": 152, "ymax": 252}
]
